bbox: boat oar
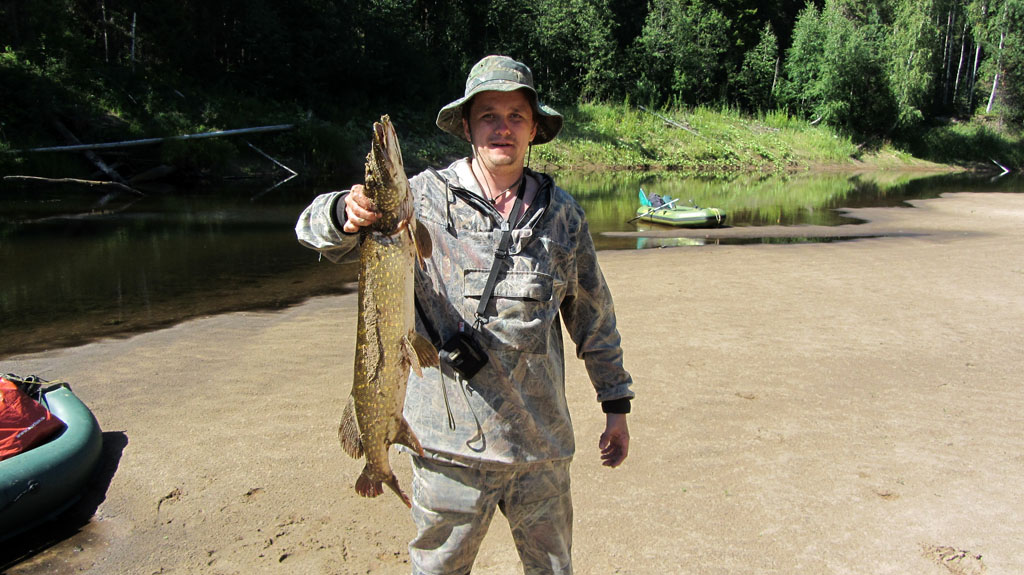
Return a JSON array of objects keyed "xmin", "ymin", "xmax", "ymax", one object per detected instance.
[{"xmin": 627, "ymin": 197, "xmax": 679, "ymax": 223}]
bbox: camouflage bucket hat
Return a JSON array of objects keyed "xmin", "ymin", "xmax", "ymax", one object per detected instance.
[{"xmin": 436, "ymin": 55, "xmax": 563, "ymax": 145}]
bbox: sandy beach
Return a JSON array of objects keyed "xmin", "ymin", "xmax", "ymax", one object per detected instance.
[{"xmin": 3, "ymin": 191, "xmax": 1023, "ymax": 575}]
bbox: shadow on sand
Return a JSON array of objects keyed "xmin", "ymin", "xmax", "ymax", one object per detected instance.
[{"xmin": 0, "ymin": 431, "xmax": 127, "ymax": 572}]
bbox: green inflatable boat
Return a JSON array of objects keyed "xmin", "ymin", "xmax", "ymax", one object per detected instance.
[
  {"xmin": 634, "ymin": 189, "xmax": 727, "ymax": 228},
  {"xmin": 0, "ymin": 380, "xmax": 102, "ymax": 542},
  {"xmin": 633, "ymin": 204, "xmax": 728, "ymax": 228}
]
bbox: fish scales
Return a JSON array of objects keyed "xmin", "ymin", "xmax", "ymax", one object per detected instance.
[{"xmin": 339, "ymin": 115, "xmax": 438, "ymax": 507}]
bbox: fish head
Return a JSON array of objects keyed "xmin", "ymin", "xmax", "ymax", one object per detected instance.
[{"xmin": 364, "ymin": 115, "xmax": 412, "ymax": 229}]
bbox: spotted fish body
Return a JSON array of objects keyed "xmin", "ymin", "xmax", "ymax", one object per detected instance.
[{"xmin": 338, "ymin": 115, "xmax": 437, "ymax": 507}]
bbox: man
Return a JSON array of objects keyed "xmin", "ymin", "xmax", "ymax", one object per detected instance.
[{"xmin": 296, "ymin": 55, "xmax": 633, "ymax": 575}]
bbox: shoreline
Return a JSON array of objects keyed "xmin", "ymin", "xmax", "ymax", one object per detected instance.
[{"xmin": 1, "ymin": 166, "xmax": 987, "ymax": 361}]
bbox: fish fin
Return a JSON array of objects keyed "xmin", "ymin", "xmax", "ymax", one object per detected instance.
[
  {"xmin": 410, "ymin": 217, "xmax": 433, "ymax": 268},
  {"xmin": 409, "ymin": 331, "xmax": 440, "ymax": 370},
  {"xmin": 402, "ymin": 331, "xmax": 439, "ymax": 378},
  {"xmin": 383, "ymin": 473, "xmax": 412, "ymax": 508},
  {"xmin": 338, "ymin": 396, "xmax": 363, "ymax": 459},
  {"xmin": 401, "ymin": 334, "xmax": 420, "ymax": 378},
  {"xmin": 394, "ymin": 417, "xmax": 424, "ymax": 457}
]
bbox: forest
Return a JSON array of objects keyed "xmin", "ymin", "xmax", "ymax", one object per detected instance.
[{"xmin": 1, "ymin": 0, "xmax": 1022, "ymax": 179}]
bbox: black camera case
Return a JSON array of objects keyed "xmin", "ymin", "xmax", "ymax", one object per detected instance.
[{"xmin": 440, "ymin": 331, "xmax": 488, "ymax": 379}]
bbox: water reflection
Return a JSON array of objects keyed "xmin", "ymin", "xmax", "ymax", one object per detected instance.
[
  {"xmin": 1, "ymin": 171, "xmax": 1018, "ymax": 357},
  {"xmin": 1, "ymin": 183, "xmax": 356, "ymax": 357},
  {"xmin": 635, "ymin": 235, "xmax": 714, "ymax": 249},
  {"xmin": 561, "ymin": 170, "xmax": 1021, "ymax": 249}
]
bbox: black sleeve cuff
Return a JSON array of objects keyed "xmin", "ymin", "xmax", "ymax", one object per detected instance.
[
  {"xmin": 331, "ymin": 192, "xmax": 358, "ymax": 235},
  {"xmin": 601, "ymin": 398, "xmax": 631, "ymax": 414}
]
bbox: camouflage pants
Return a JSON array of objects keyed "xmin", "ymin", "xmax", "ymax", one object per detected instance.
[{"xmin": 408, "ymin": 456, "xmax": 573, "ymax": 575}]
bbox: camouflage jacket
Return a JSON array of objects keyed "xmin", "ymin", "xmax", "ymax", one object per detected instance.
[{"xmin": 295, "ymin": 158, "xmax": 634, "ymax": 467}]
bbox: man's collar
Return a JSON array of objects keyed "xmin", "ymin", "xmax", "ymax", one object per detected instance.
[{"xmin": 451, "ymin": 158, "xmax": 481, "ymax": 196}]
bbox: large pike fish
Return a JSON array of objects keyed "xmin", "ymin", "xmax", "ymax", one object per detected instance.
[{"xmin": 338, "ymin": 115, "xmax": 438, "ymax": 507}]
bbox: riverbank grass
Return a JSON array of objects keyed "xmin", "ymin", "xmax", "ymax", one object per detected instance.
[{"xmin": 529, "ymin": 103, "xmax": 915, "ymax": 174}]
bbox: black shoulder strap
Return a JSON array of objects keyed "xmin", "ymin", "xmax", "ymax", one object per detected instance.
[
  {"xmin": 414, "ymin": 298, "xmax": 442, "ymax": 346},
  {"xmin": 426, "ymin": 166, "xmax": 445, "ymax": 182},
  {"xmin": 474, "ymin": 178, "xmax": 526, "ymax": 326},
  {"xmin": 424, "ymin": 165, "xmax": 527, "ymax": 327}
]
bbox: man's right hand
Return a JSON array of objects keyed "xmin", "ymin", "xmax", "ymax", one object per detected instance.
[{"xmin": 342, "ymin": 184, "xmax": 380, "ymax": 233}]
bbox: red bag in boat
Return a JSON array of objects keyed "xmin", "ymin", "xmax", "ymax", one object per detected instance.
[{"xmin": 0, "ymin": 375, "xmax": 65, "ymax": 461}]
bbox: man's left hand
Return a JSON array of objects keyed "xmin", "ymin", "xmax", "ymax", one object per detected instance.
[{"xmin": 599, "ymin": 413, "xmax": 630, "ymax": 468}]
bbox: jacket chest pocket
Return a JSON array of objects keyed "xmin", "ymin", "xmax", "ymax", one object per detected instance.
[{"xmin": 463, "ymin": 269, "xmax": 558, "ymax": 354}]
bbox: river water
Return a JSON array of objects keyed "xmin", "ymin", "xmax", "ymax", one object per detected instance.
[{"xmin": 1, "ymin": 170, "xmax": 1019, "ymax": 358}]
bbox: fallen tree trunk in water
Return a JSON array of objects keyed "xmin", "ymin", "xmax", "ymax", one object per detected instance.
[{"xmin": 51, "ymin": 119, "xmax": 132, "ymax": 187}]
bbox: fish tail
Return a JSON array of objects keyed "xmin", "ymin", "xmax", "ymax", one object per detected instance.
[
  {"xmin": 354, "ymin": 466, "xmax": 384, "ymax": 499},
  {"xmin": 354, "ymin": 466, "xmax": 411, "ymax": 508}
]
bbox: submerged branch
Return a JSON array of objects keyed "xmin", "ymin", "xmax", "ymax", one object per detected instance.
[
  {"xmin": 7, "ymin": 124, "xmax": 295, "ymax": 154},
  {"xmin": 991, "ymin": 158, "xmax": 1011, "ymax": 173},
  {"xmin": 245, "ymin": 140, "xmax": 298, "ymax": 176},
  {"xmin": 4, "ymin": 175, "xmax": 144, "ymax": 195}
]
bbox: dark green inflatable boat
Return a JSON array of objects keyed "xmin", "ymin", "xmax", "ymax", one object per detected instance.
[{"xmin": 0, "ymin": 381, "xmax": 102, "ymax": 542}]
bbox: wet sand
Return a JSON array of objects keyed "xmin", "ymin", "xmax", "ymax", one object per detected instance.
[{"xmin": 3, "ymin": 192, "xmax": 1023, "ymax": 574}]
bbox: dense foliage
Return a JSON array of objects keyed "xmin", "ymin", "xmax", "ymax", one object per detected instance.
[{"xmin": 1, "ymin": 0, "xmax": 1022, "ymax": 172}]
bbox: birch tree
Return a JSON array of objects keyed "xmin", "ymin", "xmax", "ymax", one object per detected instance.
[
  {"xmin": 782, "ymin": 0, "xmax": 896, "ymax": 136},
  {"xmin": 884, "ymin": 0, "xmax": 939, "ymax": 128},
  {"xmin": 529, "ymin": 0, "xmax": 621, "ymax": 102},
  {"xmin": 966, "ymin": 0, "xmax": 1023, "ymax": 118},
  {"xmin": 736, "ymin": 24, "xmax": 780, "ymax": 112},
  {"xmin": 979, "ymin": 0, "xmax": 1024, "ymax": 115},
  {"xmin": 780, "ymin": 2, "xmax": 826, "ymax": 114},
  {"xmin": 636, "ymin": 0, "xmax": 732, "ymax": 106}
]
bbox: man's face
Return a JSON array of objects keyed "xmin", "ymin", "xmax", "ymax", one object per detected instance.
[{"xmin": 462, "ymin": 89, "xmax": 538, "ymax": 175}]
